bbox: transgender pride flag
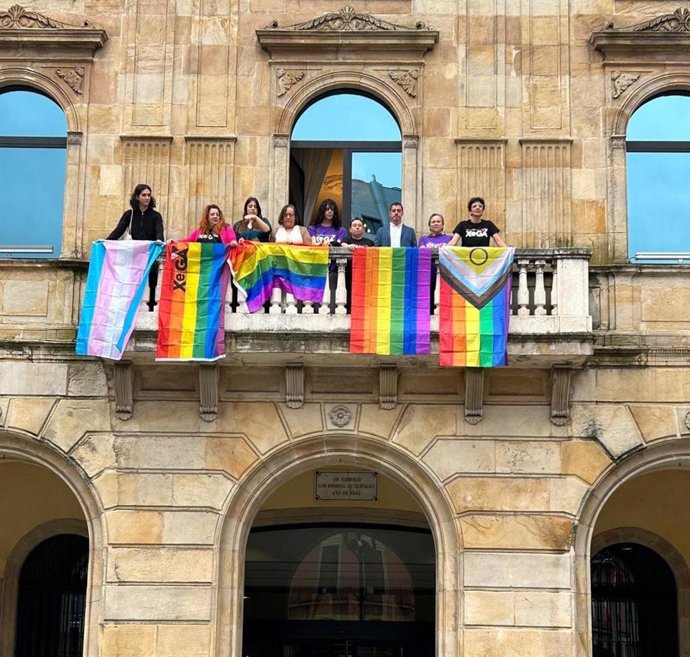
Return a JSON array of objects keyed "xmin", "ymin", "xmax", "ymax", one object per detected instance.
[{"xmin": 76, "ymin": 240, "xmax": 163, "ymax": 359}]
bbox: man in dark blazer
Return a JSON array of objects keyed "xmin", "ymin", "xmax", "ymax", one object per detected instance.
[{"xmin": 374, "ymin": 202, "xmax": 417, "ymax": 247}]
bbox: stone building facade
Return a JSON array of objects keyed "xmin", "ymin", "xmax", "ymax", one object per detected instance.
[{"xmin": 0, "ymin": 1, "xmax": 689, "ymax": 656}]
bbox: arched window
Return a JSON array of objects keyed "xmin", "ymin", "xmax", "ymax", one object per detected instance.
[
  {"xmin": 0, "ymin": 88, "xmax": 67, "ymax": 258},
  {"xmin": 15, "ymin": 533, "xmax": 88, "ymax": 657},
  {"xmin": 290, "ymin": 92, "xmax": 402, "ymax": 233},
  {"xmin": 591, "ymin": 542, "xmax": 678, "ymax": 657},
  {"xmin": 626, "ymin": 94, "xmax": 690, "ymax": 263}
]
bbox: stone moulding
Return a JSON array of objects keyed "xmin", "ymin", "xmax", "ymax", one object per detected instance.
[
  {"xmin": 591, "ymin": 8, "xmax": 690, "ymax": 63},
  {"xmin": 256, "ymin": 6, "xmax": 438, "ymax": 58},
  {"xmin": 0, "ymin": 4, "xmax": 107, "ymax": 52}
]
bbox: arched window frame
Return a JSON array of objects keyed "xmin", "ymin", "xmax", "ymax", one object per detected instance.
[
  {"xmin": 0, "ymin": 5, "xmax": 107, "ymax": 258},
  {"xmin": 256, "ymin": 7, "xmax": 438, "ymax": 235}
]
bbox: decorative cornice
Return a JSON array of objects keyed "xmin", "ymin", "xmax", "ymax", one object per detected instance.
[
  {"xmin": 0, "ymin": 4, "xmax": 107, "ymax": 53},
  {"xmin": 607, "ymin": 7, "xmax": 690, "ymax": 33},
  {"xmin": 268, "ymin": 6, "xmax": 427, "ymax": 32},
  {"xmin": 591, "ymin": 9, "xmax": 690, "ymax": 63}
]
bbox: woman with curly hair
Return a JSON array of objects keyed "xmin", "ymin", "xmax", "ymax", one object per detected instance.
[
  {"xmin": 308, "ymin": 198, "xmax": 347, "ymax": 245},
  {"xmin": 183, "ymin": 204, "xmax": 238, "ymax": 244}
]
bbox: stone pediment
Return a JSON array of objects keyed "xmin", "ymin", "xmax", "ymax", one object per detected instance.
[
  {"xmin": 256, "ymin": 5, "xmax": 438, "ymax": 59},
  {"xmin": 0, "ymin": 4, "xmax": 107, "ymax": 53},
  {"xmin": 591, "ymin": 7, "xmax": 690, "ymax": 63}
]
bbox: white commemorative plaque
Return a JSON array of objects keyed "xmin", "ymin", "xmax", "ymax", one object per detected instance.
[{"xmin": 315, "ymin": 471, "xmax": 378, "ymax": 501}]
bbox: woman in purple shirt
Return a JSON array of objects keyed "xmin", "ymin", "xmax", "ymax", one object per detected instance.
[
  {"xmin": 308, "ymin": 199, "xmax": 347, "ymax": 245},
  {"xmin": 418, "ymin": 213, "xmax": 452, "ymax": 249}
]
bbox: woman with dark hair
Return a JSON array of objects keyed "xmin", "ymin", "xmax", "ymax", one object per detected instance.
[
  {"xmin": 233, "ymin": 196, "xmax": 271, "ymax": 242},
  {"xmin": 107, "ymin": 183, "xmax": 165, "ymax": 310},
  {"xmin": 308, "ymin": 198, "xmax": 347, "ymax": 245},
  {"xmin": 271, "ymin": 204, "xmax": 312, "ymax": 244},
  {"xmin": 448, "ymin": 196, "xmax": 507, "ymax": 247},
  {"xmin": 183, "ymin": 204, "xmax": 237, "ymax": 244}
]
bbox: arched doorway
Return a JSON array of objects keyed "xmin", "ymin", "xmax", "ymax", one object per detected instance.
[
  {"xmin": 591, "ymin": 542, "xmax": 677, "ymax": 657},
  {"xmin": 289, "ymin": 91, "xmax": 402, "ymax": 232},
  {"xmin": 15, "ymin": 534, "xmax": 89, "ymax": 657},
  {"xmin": 241, "ymin": 468, "xmax": 436, "ymax": 657}
]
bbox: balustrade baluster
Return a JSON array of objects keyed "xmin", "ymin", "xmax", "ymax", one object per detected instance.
[
  {"xmin": 534, "ymin": 259, "xmax": 546, "ymax": 316},
  {"xmin": 551, "ymin": 264, "xmax": 559, "ymax": 316},
  {"xmin": 285, "ymin": 292, "xmax": 298, "ymax": 314},
  {"xmin": 318, "ymin": 269, "xmax": 331, "ymax": 315},
  {"xmin": 335, "ymin": 258, "xmax": 347, "ymax": 315},
  {"xmin": 269, "ymin": 287, "xmax": 282, "ymax": 314},
  {"xmin": 517, "ymin": 258, "xmax": 530, "ymax": 316}
]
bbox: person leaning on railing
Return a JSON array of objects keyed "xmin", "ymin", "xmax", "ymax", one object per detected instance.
[
  {"xmin": 234, "ymin": 196, "xmax": 271, "ymax": 243},
  {"xmin": 270, "ymin": 204, "xmax": 313, "ymax": 244},
  {"xmin": 308, "ymin": 198, "xmax": 348, "ymax": 246},
  {"xmin": 107, "ymin": 183, "xmax": 164, "ymax": 311},
  {"xmin": 182, "ymin": 204, "xmax": 238, "ymax": 245},
  {"xmin": 447, "ymin": 196, "xmax": 507, "ymax": 247},
  {"xmin": 418, "ymin": 213, "xmax": 452, "ymax": 249}
]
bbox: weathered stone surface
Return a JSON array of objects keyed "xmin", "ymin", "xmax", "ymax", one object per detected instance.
[
  {"xmin": 548, "ymin": 476, "xmax": 590, "ymax": 515},
  {"xmin": 5, "ymin": 397, "xmax": 56, "ymax": 436},
  {"xmin": 464, "ymin": 628, "xmax": 571, "ymax": 656},
  {"xmin": 570, "ymin": 404, "xmax": 644, "ymax": 458},
  {"xmin": 630, "ymin": 405, "xmax": 678, "ymax": 442},
  {"xmin": 358, "ymin": 403, "xmax": 402, "ymax": 440},
  {"xmin": 463, "ymin": 405, "xmax": 566, "ymax": 439},
  {"xmin": 43, "ymin": 399, "xmax": 112, "ymax": 453},
  {"xmin": 560, "ymin": 439, "xmax": 611, "ymax": 485},
  {"xmin": 2, "ymin": 280, "xmax": 49, "ymax": 315},
  {"xmin": 0, "ymin": 363, "xmax": 67, "ymax": 396},
  {"xmin": 464, "ymin": 552, "xmax": 571, "ymax": 589},
  {"xmin": 423, "ymin": 439, "xmax": 495, "ymax": 480},
  {"xmin": 162, "ymin": 511, "xmax": 218, "ymax": 545},
  {"xmin": 447, "ymin": 477, "xmax": 549, "ymax": 513},
  {"xmin": 107, "ymin": 547, "xmax": 214, "ymax": 583},
  {"xmin": 495, "ymin": 441, "xmax": 561, "ymax": 474},
  {"xmin": 217, "ymin": 402, "xmax": 290, "ymax": 454},
  {"xmin": 106, "ymin": 510, "xmax": 164, "ymax": 544},
  {"xmin": 101, "ymin": 624, "xmax": 156, "ymax": 657},
  {"xmin": 464, "ymin": 590, "xmax": 571, "ymax": 628},
  {"xmin": 71, "ymin": 433, "xmax": 117, "ymax": 477},
  {"xmin": 464, "ymin": 590, "xmax": 514, "ymax": 625},
  {"xmin": 104, "ymin": 585, "xmax": 211, "ymax": 621},
  {"xmin": 205, "ymin": 436, "xmax": 259, "ymax": 479},
  {"xmin": 171, "ymin": 473, "xmax": 234, "ymax": 510},
  {"xmin": 393, "ymin": 405, "xmax": 457, "ymax": 455},
  {"xmin": 279, "ymin": 402, "xmax": 324, "ymax": 439},
  {"xmin": 459, "ymin": 514, "xmax": 572, "ymax": 550},
  {"xmin": 67, "ymin": 362, "xmax": 108, "ymax": 397},
  {"xmin": 156, "ymin": 625, "xmax": 211, "ymax": 657}
]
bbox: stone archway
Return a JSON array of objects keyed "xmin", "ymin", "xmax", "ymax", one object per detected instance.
[
  {"xmin": 574, "ymin": 439, "xmax": 690, "ymax": 657},
  {"xmin": 215, "ymin": 434, "xmax": 461, "ymax": 657},
  {"xmin": 0, "ymin": 432, "xmax": 103, "ymax": 657}
]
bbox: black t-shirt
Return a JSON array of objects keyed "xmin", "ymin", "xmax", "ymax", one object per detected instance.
[
  {"xmin": 342, "ymin": 235, "xmax": 374, "ymax": 247},
  {"xmin": 452, "ymin": 219, "xmax": 500, "ymax": 247},
  {"xmin": 196, "ymin": 233, "xmax": 222, "ymax": 243}
]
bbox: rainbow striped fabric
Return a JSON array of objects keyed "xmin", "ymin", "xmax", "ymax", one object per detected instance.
[
  {"xmin": 156, "ymin": 241, "xmax": 232, "ymax": 361},
  {"xmin": 438, "ymin": 246, "xmax": 515, "ymax": 367},
  {"xmin": 229, "ymin": 242, "xmax": 330, "ymax": 313},
  {"xmin": 76, "ymin": 240, "xmax": 163, "ymax": 360},
  {"xmin": 350, "ymin": 247, "xmax": 431, "ymax": 355}
]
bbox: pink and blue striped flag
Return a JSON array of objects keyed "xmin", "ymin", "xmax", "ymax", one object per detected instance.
[{"xmin": 76, "ymin": 240, "xmax": 163, "ymax": 359}]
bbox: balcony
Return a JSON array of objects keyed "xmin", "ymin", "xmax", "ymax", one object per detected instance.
[{"xmin": 129, "ymin": 247, "xmax": 593, "ymax": 368}]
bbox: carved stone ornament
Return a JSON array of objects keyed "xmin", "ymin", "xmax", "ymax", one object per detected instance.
[
  {"xmin": 55, "ymin": 66, "xmax": 85, "ymax": 94},
  {"xmin": 611, "ymin": 71, "xmax": 640, "ymax": 99},
  {"xmin": 328, "ymin": 404, "xmax": 353, "ymax": 428},
  {"xmin": 389, "ymin": 69, "xmax": 418, "ymax": 97},
  {"xmin": 269, "ymin": 5, "xmax": 427, "ymax": 32},
  {"xmin": 610, "ymin": 8, "xmax": 690, "ymax": 33},
  {"xmin": 685, "ymin": 410, "xmax": 690, "ymax": 431},
  {"xmin": 276, "ymin": 68, "xmax": 305, "ymax": 96},
  {"xmin": 0, "ymin": 4, "xmax": 94, "ymax": 28}
]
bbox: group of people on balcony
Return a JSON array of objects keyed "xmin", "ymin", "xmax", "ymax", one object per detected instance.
[{"xmin": 107, "ymin": 183, "xmax": 508, "ymax": 309}]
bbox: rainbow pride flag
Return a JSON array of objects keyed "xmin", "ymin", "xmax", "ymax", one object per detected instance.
[
  {"xmin": 76, "ymin": 240, "xmax": 163, "ymax": 360},
  {"xmin": 156, "ymin": 241, "xmax": 232, "ymax": 361},
  {"xmin": 350, "ymin": 247, "xmax": 431, "ymax": 355},
  {"xmin": 438, "ymin": 246, "xmax": 515, "ymax": 367},
  {"xmin": 229, "ymin": 242, "xmax": 329, "ymax": 312}
]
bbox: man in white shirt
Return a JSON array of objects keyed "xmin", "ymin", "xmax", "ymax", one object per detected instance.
[{"xmin": 374, "ymin": 202, "xmax": 417, "ymax": 247}]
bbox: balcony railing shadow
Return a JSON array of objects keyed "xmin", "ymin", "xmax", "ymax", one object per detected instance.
[{"xmin": 135, "ymin": 247, "xmax": 592, "ymax": 337}]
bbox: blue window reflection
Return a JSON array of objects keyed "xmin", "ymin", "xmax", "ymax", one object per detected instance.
[
  {"xmin": 0, "ymin": 89, "xmax": 67, "ymax": 258},
  {"xmin": 627, "ymin": 95, "xmax": 690, "ymax": 262}
]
